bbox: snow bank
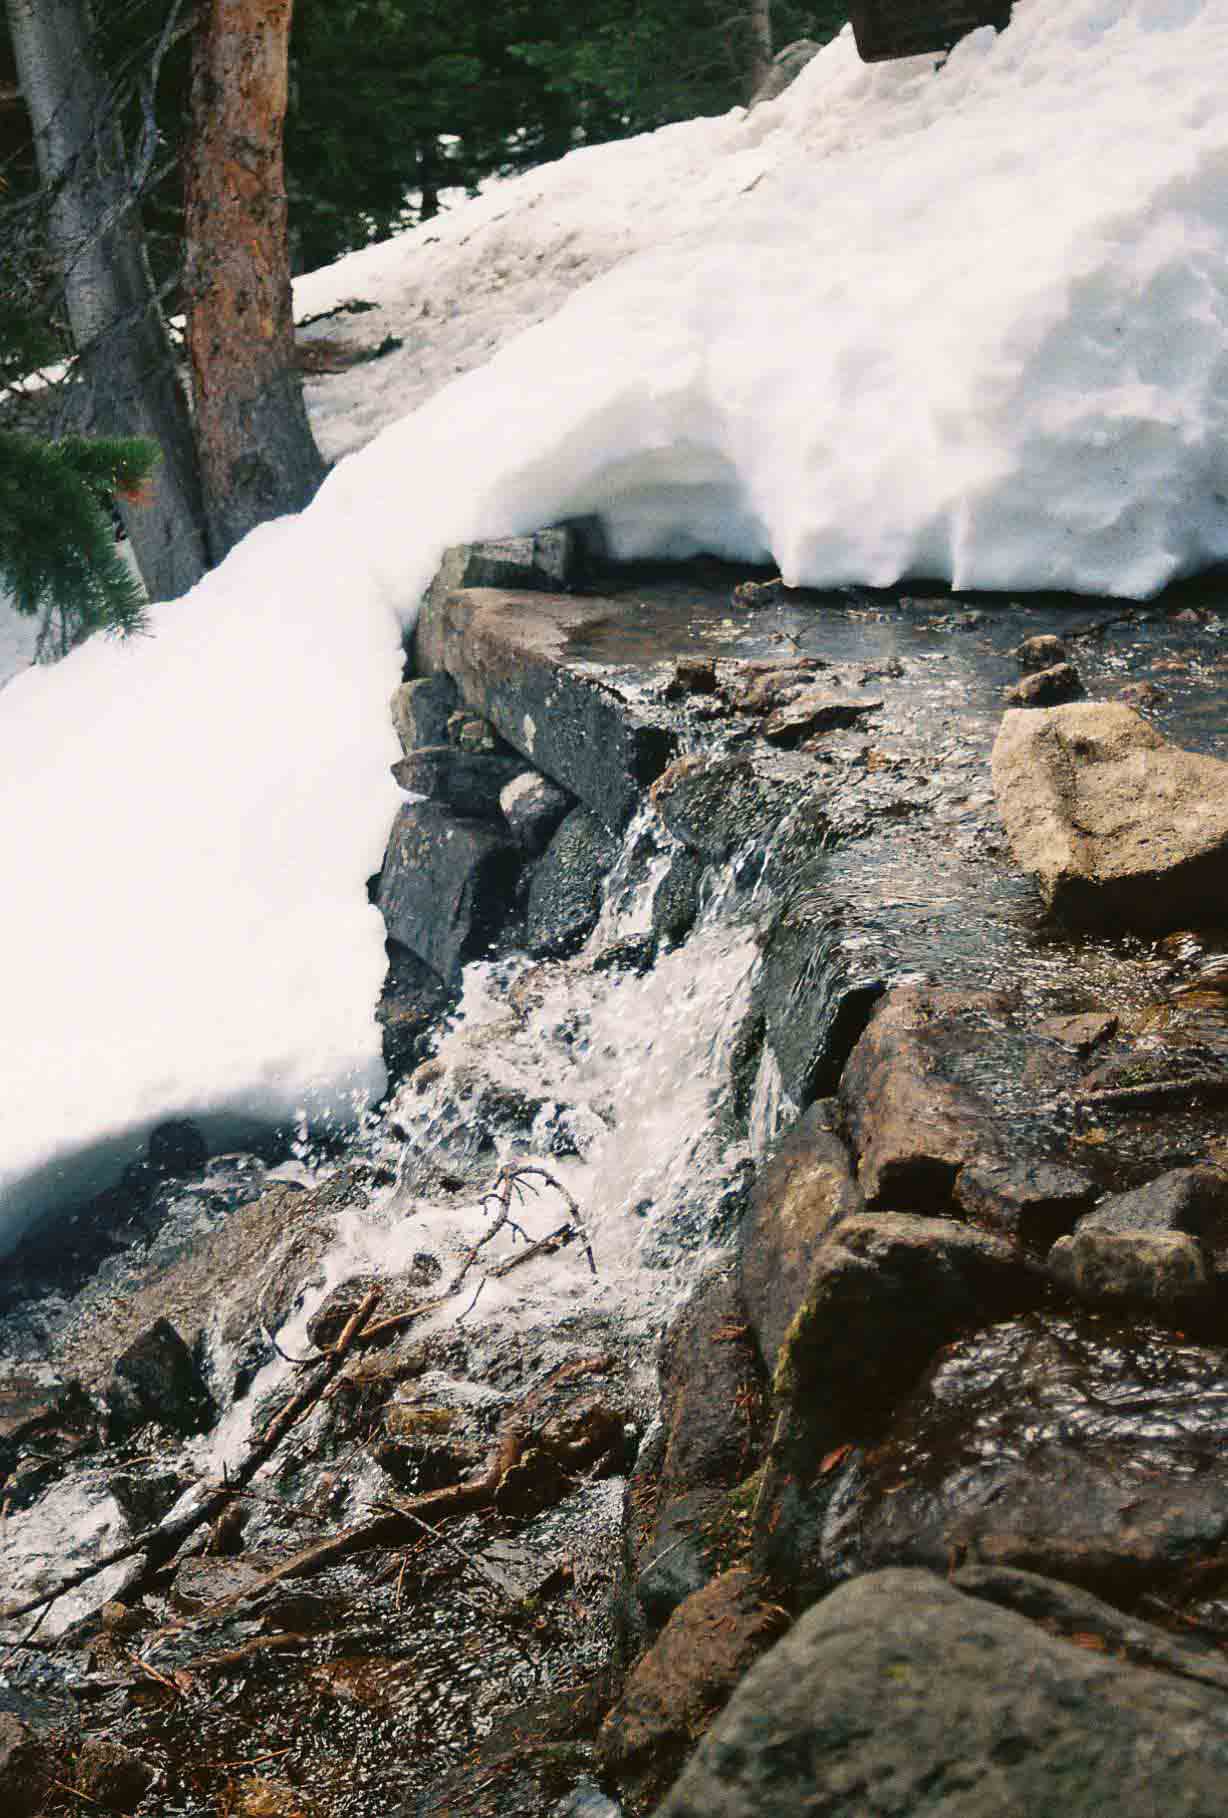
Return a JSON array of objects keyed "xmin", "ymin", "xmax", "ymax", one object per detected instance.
[{"xmin": 3, "ymin": 0, "xmax": 1226, "ymax": 1247}]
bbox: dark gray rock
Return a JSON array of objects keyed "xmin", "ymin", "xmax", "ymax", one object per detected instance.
[
  {"xmin": 392, "ymin": 745, "xmax": 529, "ymax": 818},
  {"xmin": 104, "ymin": 1317, "xmax": 216, "ymax": 1438},
  {"xmin": 755, "ymin": 900, "xmax": 885, "ymax": 1106},
  {"xmin": 650, "ymin": 752, "xmax": 815, "ymax": 862},
  {"xmin": 650, "ymin": 847, "xmax": 705, "ymax": 948},
  {"xmin": 378, "ymin": 800, "xmax": 520, "ymax": 980},
  {"xmin": 390, "ymin": 674, "xmax": 458, "ymax": 755},
  {"xmin": 658, "ymin": 1568, "xmax": 1228, "ymax": 1818},
  {"xmin": 414, "ymin": 587, "xmax": 676, "ymax": 828},
  {"xmin": 526, "ymin": 807, "xmax": 618, "ymax": 958},
  {"xmin": 738, "ymin": 1099, "xmax": 863, "ymax": 1376},
  {"xmin": 500, "ymin": 770, "xmax": 573, "ymax": 855},
  {"xmin": 376, "ymin": 943, "xmax": 454, "ymax": 1077},
  {"xmin": 427, "ymin": 530, "xmax": 585, "ymax": 600}
]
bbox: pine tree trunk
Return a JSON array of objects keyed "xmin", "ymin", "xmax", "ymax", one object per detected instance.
[
  {"xmin": 183, "ymin": 0, "xmax": 325, "ymax": 561},
  {"xmin": 6, "ymin": 0, "xmax": 209, "ymax": 601},
  {"xmin": 748, "ymin": 1, "xmax": 774, "ymax": 100}
]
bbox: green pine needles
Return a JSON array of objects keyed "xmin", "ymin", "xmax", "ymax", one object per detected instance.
[{"xmin": 0, "ymin": 429, "xmax": 158, "ymax": 650}]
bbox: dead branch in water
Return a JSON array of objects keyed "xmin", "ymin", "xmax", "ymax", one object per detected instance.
[{"xmin": 0, "ymin": 1165, "xmax": 594, "ymax": 1631}]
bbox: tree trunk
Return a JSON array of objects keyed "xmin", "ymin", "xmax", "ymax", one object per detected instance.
[
  {"xmin": 6, "ymin": 0, "xmax": 209, "ymax": 601},
  {"xmin": 184, "ymin": 0, "xmax": 325, "ymax": 561},
  {"xmin": 747, "ymin": 1, "xmax": 774, "ymax": 101}
]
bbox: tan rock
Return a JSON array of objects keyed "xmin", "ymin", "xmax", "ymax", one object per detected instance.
[
  {"xmin": 992, "ymin": 703, "xmax": 1228, "ymax": 930},
  {"xmin": 1049, "ymin": 1228, "xmax": 1213, "ymax": 1312}
]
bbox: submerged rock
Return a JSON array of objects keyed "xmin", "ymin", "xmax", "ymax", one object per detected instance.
[
  {"xmin": 992, "ymin": 702, "xmax": 1228, "ymax": 930},
  {"xmin": 658, "ymin": 1569, "xmax": 1228, "ymax": 1818}
]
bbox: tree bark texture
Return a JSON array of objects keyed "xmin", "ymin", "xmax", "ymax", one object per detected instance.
[
  {"xmin": 6, "ymin": 0, "xmax": 209, "ymax": 601},
  {"xmin": 747, "ymin": 0, "xmax": 774, "ymax": 101},
  {"xmin": 184, "ymin": 0, "xmax": 325, "ymax": 562}
]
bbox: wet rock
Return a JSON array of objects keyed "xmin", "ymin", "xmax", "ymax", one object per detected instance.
[
  {"xmin": 390, "ymin": 674, "xmax": 457, "ymax": 755},
  {"xmin": 664, "ymin": 656, "xmax": 717, "ymax": 698},
  {"xmin": 721, "ymin": 662, "xmax": 819, "ymax": 715},
  {"xmin": 761, "ymin": 685, "xmax": 882, "ymax": 747},
  {"xmin": 426, "ymin": 530, "xmax": 585, "ymax": 602},
  {"xmin": 954, "ymin": 1155, "xmax": 1096, "ymax": 1246},
  {"xmin": 952, "ymin": 1563, "xmax": 1228, "ymax": 1691},
  {"xmin": 1078, "ymin": 1164, "xmax": 1228, "ymax": 1266},
  {"xmin": 839, "ymin": 985, "xmax": 1009, "ymax": 1210},
  {"xmin": 1048, "ymin": 1228, "xmax": 1213, "ymax": 1313},
  {"xmin": 171, "ymin": 1552, "xmax": 291, "ymax": 1615},
  {"xmin": 754, "ymin": 897, "xmax": 886, "ymax": 1106},
  {"xmin": 637, "ymin": 1275, "xmax": 766, "ymax": 1626},
  {"xmin": 650, "ymin": 847, "xmax": 704, "ymax": 948},
  {"xmin": 0, "ymin": 1712, "xmax": 51, "ymax": 1818},
  {"xmin": 774, "ymin": 1213, "xmax": 1032, "ymax": 1423},
  {"xmin": 597, "ymin": 1568, "xmax": 788, "ymax": 1808},
  {"xmin": 108, "ymin": 1465, "xmax": 188, "ymax": 1530},
  {"xmin": 0, "ymin": 1372, "xmax": 96, "ymax": 1501},
  {"xmin": 306, "ymin": 1258, "xmax": 440, "ymax": 1351},
  {"xmin": 501, "ymin": 771, "xmax": 573, "ymax": 855},
  {"xmin": 1015, "ymin": 632, "xmax": 1069, "ymax": 673},
  {"xmin": 650, "ymin": 751, "xmax": 814, "ymax": 862},
  {"xmin": 822, "ymin": 1313, "xmax": 1228, "ymax": 1611},
  {"xmin": 376, "ymin": 943, "xmax": 453, "ymax": 1078},
  {"xmin": 414, "ymin": 1676, "xmax": 617, "ymax": 1818},
  {"xmin": 414, "ymin": 586, "xmax": 675, "ymax": 828},
  {"xmin": 657, "ymin": 1568, "xmax": 1228, "ymax": 1818},
  {"xmin": 1118, "ymin": 678, "xmax": 1166, "ymax": 708},
  {"xmin": 1006, "ymin": 661, "xmax": 1085, "ymax": 706},
  {"xmin": 392, "ymin": 745, "xmax": 529, "ymax": 818},
  {"xmin": 104, "ymin": 1317, "xmax": 215, "ymax": 1438},
  {"xmin": 527, "ymin": 807, "xmax": 619, "ymax": 957},
  {"xmin": 73, "ymin": 1738, "xmax": 155, "ymax": 1811},
  {"xmin": 738, "ymin": 1099, "xmax": 864, "ymax": 1376},
  {"xmin": 378, "ymin": 800, "xmax": 520, "ymax": 980},
  {"xmin": 1037, "ymin": 1009, "xmax": 1119, "ymax": 1051},
  {"xmin": 992, "ymin": 702, "xmax": 1228, "ymax": 930}
]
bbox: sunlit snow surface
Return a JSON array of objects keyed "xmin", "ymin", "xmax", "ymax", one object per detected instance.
[{"xmin": 2, "ymin": 0, "xmax": 1228, "ymax": 1243}]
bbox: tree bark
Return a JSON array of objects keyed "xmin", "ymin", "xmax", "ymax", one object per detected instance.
[
  {"xmin": 184, "ymin": 0, "xmax": 325, "ymax": 561},
  {"xmin": 747, "ymin": 1, "xmax": 774, "ymax": 101},
  {"xmin": 5, "ymin": 0, "xmax": 209, "ymax": 601}
]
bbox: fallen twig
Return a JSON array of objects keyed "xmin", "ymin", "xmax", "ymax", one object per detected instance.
[{"xmin": 0, "ymin": 1287, "xmax": 382, "ymax": 1626}]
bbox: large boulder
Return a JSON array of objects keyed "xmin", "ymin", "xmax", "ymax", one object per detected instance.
[
  {"xmin": 992, "ymin": 703, "xmax": 1228, "ymax": 930},
  {"xmin": 658, "ymin": 1568, "xmax": 1228, "ymax": 1817}
]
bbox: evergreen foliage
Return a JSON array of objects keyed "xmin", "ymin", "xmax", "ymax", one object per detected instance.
[{"xmin": 0, "ymin": 429, "xmax": 156, "ymax": 645}]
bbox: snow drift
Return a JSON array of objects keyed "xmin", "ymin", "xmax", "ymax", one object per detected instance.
[{"xmin": 2, "ymin": 0, "xmax": 1227, "ymax": 1247}]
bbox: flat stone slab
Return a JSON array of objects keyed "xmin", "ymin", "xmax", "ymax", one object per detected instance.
[{"xmin": 413, "ymin": 586, "xmax": 677, "ymax": 829}]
